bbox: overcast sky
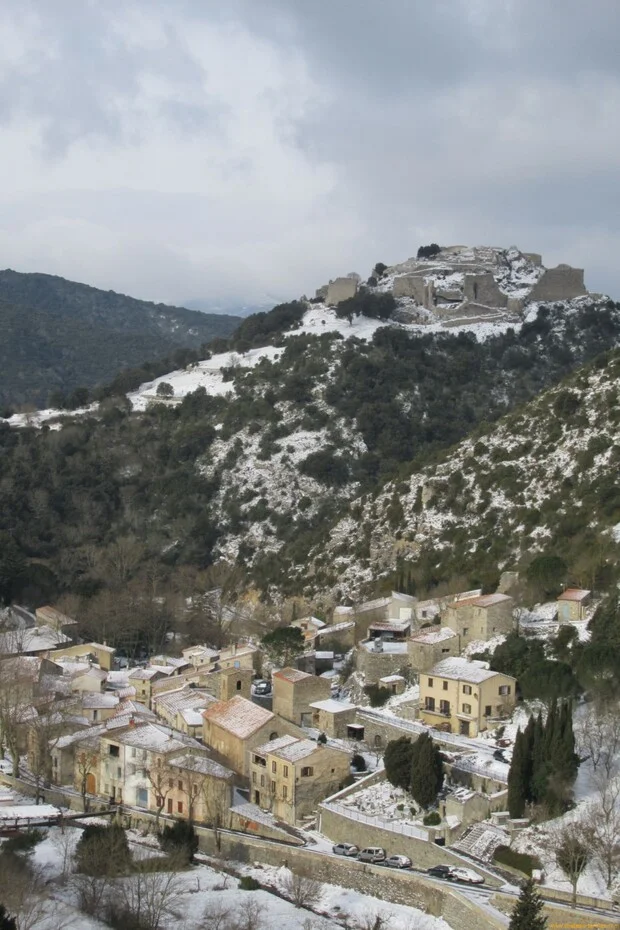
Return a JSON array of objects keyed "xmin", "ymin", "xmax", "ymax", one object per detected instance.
[{"xmin": 1, "ymin": 1, "xmax": 619, "ymax": 308}]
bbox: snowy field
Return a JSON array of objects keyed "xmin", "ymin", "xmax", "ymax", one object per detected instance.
[{"xmin": 12, "ymin": 825, "xmax": 451, "ymax": 930}]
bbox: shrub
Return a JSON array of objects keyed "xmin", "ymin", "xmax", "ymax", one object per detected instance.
[
  {"xmin": 364, "ymin": 684, "xmax": 391, "ymax": 707},
  {"xmin": 317, "ymin": 732, "xmax": 327, "ymax": 745},
  {"xmin": 493, "ymin": 845, "xmax": 543, "ymax": 877},
  {"xmin": 423, "ymin": 811, "xmax": 441, "ymax": 826},
  {"xmin": 159, "ymin": 820, "xmax": 198, "ymax": 863},
  {"xmin": 239, "ymin": 876, "xmax": 261, "ymax": 891},
  {"xmin": 1, "ymin": 830, "xmax": 45, "ymax": 855},
  {"xmin": 416, "ymin": 243, "xmax": 441, "ymax": 260},
  {"xmin": 351, "ymin": 753, "xmax": 366, "ymax": 772}
]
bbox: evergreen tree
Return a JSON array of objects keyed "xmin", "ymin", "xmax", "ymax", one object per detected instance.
[
  {"xmin": 508, "ymin": 728, "xmax": 528, "ymax": 817},
  {"xmin": 508, "ymin": 879, "xmax": 547, "ymax": 930},
  {"xmin": 531, "ymin": 711, "xmax": 548, "ymax": 804},
  {"xmin": 410, "ymin": 732, "xmax": 443, "ymax": 809},
  {"xmin": 384, "ymin": 737, "xmax": 415, "ymax": 791},
  {"xmin": 557, "ymin": 701, "xmax": 578, "ymax": 782},
  {"xmin": 0, "ymin": 906, "xmax": 16, "ymax": 930},
  {"xmin": 522, "ymin": 715, "xmax": 535, "ymax": 804}
]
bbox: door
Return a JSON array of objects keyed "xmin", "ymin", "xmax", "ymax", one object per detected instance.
[
  {"xmin": 167, "ymin": 798, "xmax": 173, "ymax": 814},
  {"xmin": 459, "ymin": 720, "xmax": 470, "ymax": 736},
  {"xmin": 85, "ymin": 773, "xmax": 96, "ymax": 795}
]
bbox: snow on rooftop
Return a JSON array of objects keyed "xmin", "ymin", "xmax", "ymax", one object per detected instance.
[
  {"xmin": 167, "ymin": 750, "xmax": 232, "ymax": 779},
  {"xmin": 272, "ymin": 738, "xmax": 323, "ymax": 763},
  {"xmin": 254, "ymin": 734, "xmax": 299, "ymax": 755},
  {"xmin": 429, "ymin": 657, "xmax": 500, "ymax": 683},
  {"xmin": 108, "ymin": 721, "xmax": 199, "ymax": 753},
  {"xmin": 81, "ymin": 693, "xmax": 119, "ymax": 709},
  {"xmin": 203, "ymin": 695, "xmax": 274, "ymax": 739},
  {"xmin": 309, "ymin": 698, "xmax": 356, "ymax": 713},
  {"xmin": 0, "ymin": 805, "xmax": 60, "ymax": 821},
  {"xmin": 380, "ymin": 675, "xmax": 405, "ymax": 684},
  {"xmin": 316, "ymin": 620, "xmax": 355, "ymax": 635},
  {"xmin": 410, "ymin": 626, "xmax": 457, "ymax": 645}
]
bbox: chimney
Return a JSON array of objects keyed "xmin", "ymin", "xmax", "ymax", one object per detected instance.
[{"xmin": 129, "ymin": 716, "xmax": 135, "ymax": 727}]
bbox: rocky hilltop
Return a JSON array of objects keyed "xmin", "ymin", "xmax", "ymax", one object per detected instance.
[{"xmin": 318, "ymin": 245, "xmax": 590, "ymax": 330}]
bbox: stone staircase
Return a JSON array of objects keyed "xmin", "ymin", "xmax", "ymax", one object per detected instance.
[{"xmin": 452, "ymin": 821, "xmax": 508, "ymax": 864}]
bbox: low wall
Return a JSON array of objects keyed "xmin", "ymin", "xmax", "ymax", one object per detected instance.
[
  {"xmin": 0, "ymin": 774, "xmax": 109, "ymax": 814},
  {"xmin": 198, "ymin": 829, "xmax": 505, "ymax": 930}
]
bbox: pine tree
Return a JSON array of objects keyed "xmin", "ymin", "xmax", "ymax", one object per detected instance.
[
  {"xmin": 410, "ymin": 732, "xmax": 443, "ymax": 809},
  {"xmin": 508, "ymin": 728, "xmax": 528, "ymax": 817},
  {"xmin": 508, "ymin": 879, "xmax": 547, "ymax": 930}
]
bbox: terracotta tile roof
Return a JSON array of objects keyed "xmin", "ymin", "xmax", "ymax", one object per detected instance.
[
  {"xmin": 203, "ymin": 695, "xmax": 274, "ymax": 739},
  {"xmin": 558, "ymin": 588, "xmax": 591, "ymax": 602},
  {"xmin": 273, "ymin": 667, "xmax": 313, "ymax": 683}
]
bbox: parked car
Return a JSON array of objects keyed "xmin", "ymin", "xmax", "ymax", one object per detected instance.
[
  {"xmin": 427, "ymin": 865, "xmax": 454, "ymax": 880},
  {"xmin": 493, "ymin": 749, "xmax": 506, "ymax": 762},
  {"xmin": 449, "ymin": 867, "xmax": 485, "ymax": 885},
  {"xmin": 358, "ymin": 847, "xmax": 386, "ymax": 863},
  {"xmin": 253, "ymin": 680, "xmax": 272, "ymax": 695},
  {"xmin": 384, "ymin": 855, "xmax": 412, "ymax": 869},
  {"xmin": 332, "ymin": 843, "xmax": 359, "ymax": 857}
]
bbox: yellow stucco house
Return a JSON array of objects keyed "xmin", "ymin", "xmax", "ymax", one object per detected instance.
[{"xmin": 419, "ymin": 658, "xmax": 516, "ymax": 737}]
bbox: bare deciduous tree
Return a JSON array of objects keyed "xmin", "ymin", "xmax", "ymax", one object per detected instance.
[
  {"xmin": 231, "ymin": 897, "xmax": 266, "ymax": 930},
  {"xmin": 575, "ymin": 702, "xmax": 620, "ymax": 780},
  {"xmin": 552, "ymin": 821, "xmax": 592, "ymax": 905},
  {"xmin": 115, "ymin": 866, "xmax": 183, "ymax": 930},
  {"xmin": 75, "ymin": 746, "xmax": 99, "ymax": 812},
  {"xmin": 280, "ymin": 870, "xmax": 323, "ymax": 908}
]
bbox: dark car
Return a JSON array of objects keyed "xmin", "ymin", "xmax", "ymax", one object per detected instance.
[
  {"xmin": 253, "ymin": 680, "xmax": 272, "ymax": 695},
  {"xmin": 493, "ymin": 749, "xmax": 506, "ymax": 762},
  {"xmin": 427, "ymin": 865, "xmax": 454, "ymax": 880}
]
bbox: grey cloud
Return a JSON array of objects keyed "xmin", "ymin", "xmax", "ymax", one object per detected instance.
[{"xmin": 0, "ymin": 0, "xmax": 618, "ymax": 302}]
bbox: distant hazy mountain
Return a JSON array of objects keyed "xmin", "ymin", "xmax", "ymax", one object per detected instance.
[
  {"xmin": 0, "ymin": 269, "xmax": 241, "ymax": 408},
  {"xmin": 182, "ymin": 296, "xmax": 287, "ymax": 318}
]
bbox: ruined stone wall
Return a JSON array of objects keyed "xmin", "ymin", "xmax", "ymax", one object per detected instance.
[
  {"xmin": 326, "ymin": 277, "xmax": 357, "ymax": 306},
  {"xmin": 463, "ymin": 273, "xmax": 508, "ymax": 307},
  {"xmin": 529, "ymin": 265, "xmax": 587, "ymax": 301}
]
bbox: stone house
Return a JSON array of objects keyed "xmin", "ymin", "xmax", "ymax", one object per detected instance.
[
  {"xmin": 35, "ymin": 605, "xmax": 78, "ymax": 634},
  {"xmin": 356, "ymin": 638, "xmax": 410, "ymax": 684},
  {"xmin": 333, "ymin": 592, "xmax": 417, "ymax": 643},
  {"xmin": 182, "ymin": 642, "xmax": 258, "ymax": 673},
  {"xmin": 379, "ymin": 674, "xmax": 406, "ymax": 695},
  {"xmin": 290, "ymin": 616, "xmax": 326, "ymax": 645},
  {"xmin": 48, "ymin": 642, "xmax": 115, "ymax": 672},
  {"xmin": 557, "ymin": 588, "xmax": 591, "ymax": 622},
  {"xmin": 69, "ymin": 666, "xmax": 108, "ymax": 694},
  {"xmin": 98, "ymin": 720, "xmax": 202, "ymax": 806},
  {"xmin": 309, "ymin": 699, "xmax": 357, "ymax": 739},
  {"xmin": 52, "ymin": 725, "xmax": 105, "ymax": 795},
  {"xmin": 80, "ymin": 692, "xmax": 119, "ymax": 724},
  {"xmin": 152, "ymin": 685, "xmax": 218, "ymax": 738},
  {"xmin": 272, "ymin": 668, "xmax": 331, "ymax": 727},
  {"xmin": 202, "ymin": 695, "xmax": 301, "ymax": 776},
  {"xmin": 128, "ymin": 668, "xmax": 169, "ymax": 705},
  {"xmin": 314, "ymin": 621, "xmax": 355, "ymax": 652},
  {"xmin": 408, "ymin": 627, "xmax": 461, "ymax": 674},
  {"xmin": 419, "ymin": 658, "xmax": 516, "ymax": 737},
  {"xmin": 144, "ymin": 750, "xmax": 233, "ymax": 822},
  {"xmin": 249, "ymin": 735, "xmax": 350, "ymax": 825},
  {"xmin": 443, "ymin": 593, "xmax": 513, "ymax": 646}
]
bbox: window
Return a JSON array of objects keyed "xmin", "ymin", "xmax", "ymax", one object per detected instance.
[
  {"xmin": 463, "ymin": 685, "xmax": 472, "ymax": 695},
  {"xmin": 442, "ymin": 681, "xmax": 448, "ymax": 691},
  {"xmin": 282, "ymin": 785, "xmax": 288, "ymax": 799},
  {"xmin": 236, "ymin": 679, "xmax": 242, "ymax": 691},
  {"xmin": 131, "ymin": 748, "xmax": 136, "ymax": 758},
  {"xmin": 271, "ymin": 780, "xmax": 276, "ymax": 793},
  {"xmin": 462, "ymin": 703, "xmax": 471, "ymax": 714},
  {"xmin": 117, "ymin": 767, "xmax": 122, "ymax": 778},
  {"xmin": 499, "ymin": 685, "xmax": 511, "ymax": 696},
  {"xmin": 441, "ymin": 648, "xmax": 450, "ymax": 653},
  {"xmin": 260, "ymin": 774, "xmax": 265, "ymax": 787},
  {"xmin": 463, "ymin": 628, "xmax": 469, "ymax": 636},
  {"xmin": 177, "ymin": 801, "xmax": 183, "ymax": 814},
  {"xmin": 109, "ymin": 745, "xmax": 119, "ymax": 758},
  {"xmin": 178, "ymin": 780, "xmax": 183, "ymax": 791},
  {"xmin": 301, "ymin": 767, "xmax": 314, "ymax": 777},
  {"xmin": 485, "ymin": 705, "xmax": 492, "ymax": 716},
  {"xmin": 252, "ymin": 772, "xmax": 257, "ymax": 785},
  {"xmin": 425, "ymin": 696, "xmax": 436, "ymax": 712},
  {"xmin": 439, "ymin": 700, "xmax": 450, "ymax": 715},
  {"xmin": 269, "ymin": 732, "xmax": 278, "ymax": 740},
  {"xmin": 271, "ymin": 761, "xmax": 277, "ymax": 773},
  {"xmin": 427, "ymin": 678, "xmax": 433, "ymax": 688},
  {"xmin": 168, "ymin": 779, "xmax": 173, "ymax": 789},
  {"xmin": 283, "ymin": 766, "xmax": 289, "ymax": 778}
]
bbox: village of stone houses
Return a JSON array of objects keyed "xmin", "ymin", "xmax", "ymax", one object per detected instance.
[{"xmin": 1, "ymin": 574, "xmax": 619, "ymax": 930}]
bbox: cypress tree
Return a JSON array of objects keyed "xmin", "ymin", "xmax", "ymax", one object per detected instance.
[
  {"xmin": 410, "ymin": 732, "xmax": 443, "ymax": 809},
  {"xmin": 508, "ymin": 879, "xmax": 547, "ymax": 930},
  {"xmin": 384, "ymin": 737, "xmax": 415, "ymax": 791},
  {"xmin": 522, "ymin": 715, "xmax": 535, "ymax": 803},
  {"xmin": 508, "ymin": 728, "xmax": 528, "ymax": 817},
  {"xmin": 531, "ymin": 711, "xmax": 548, "ymax": 804},
  {"xmin": 545, "ymin": 699, "xmax": 558, "ymax": 755}
]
